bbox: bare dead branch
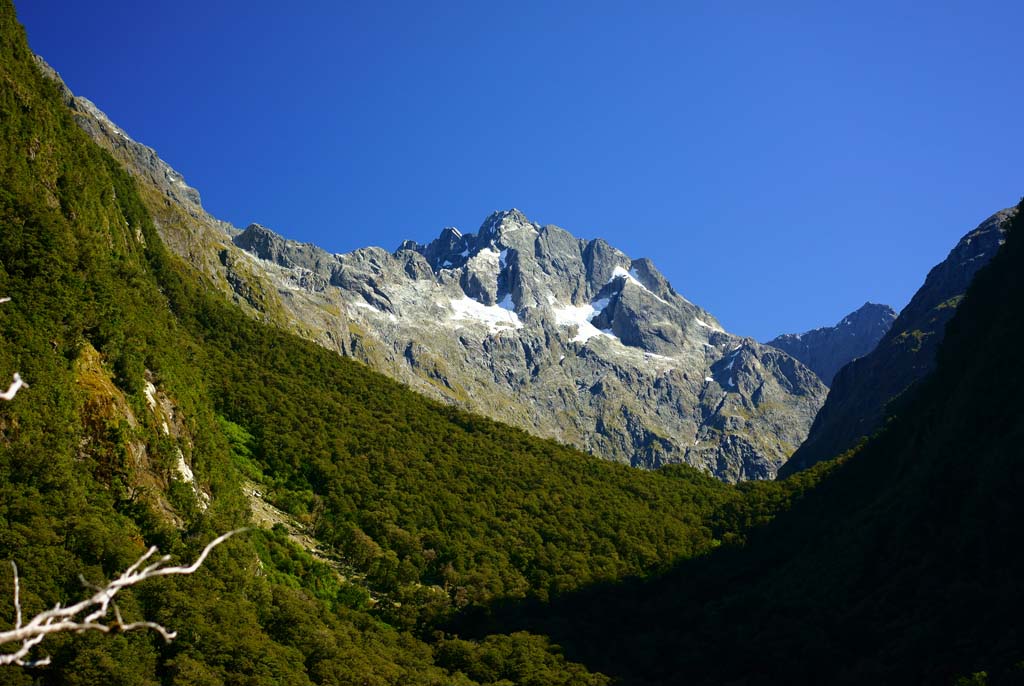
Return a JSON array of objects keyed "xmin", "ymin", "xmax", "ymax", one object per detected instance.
[
  {"xmin": 10, "ymin": 565, "xmax": 19, "ymax": 633},
  {"xmin": 0, "ymin": 374, "xmax": 26, "ymax": 401},
  {"xmin": 0, "ymin": 529, "xmax": 245, "ymax": 666},
  {"xmin": 0, "ymin": 298, "xmax": 24, "ymax": 403}
]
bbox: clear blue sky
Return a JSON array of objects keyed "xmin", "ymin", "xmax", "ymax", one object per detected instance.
[{"xmin": 16, "ymin": 1, "xmax": 1023, "ymax": 340}]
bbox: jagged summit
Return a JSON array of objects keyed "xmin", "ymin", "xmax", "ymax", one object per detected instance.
[
  {"xmin": 210, "ymin": 207, "xmax": 826, "ymax": 480},
  {"xmin": 841, "ymin": 301, "xmax": 895, "ymax": 326},
  {"xmin": 478, "ymin": 208, "xmax": 537, "ymax": 240},
  {"xmin": 386, "ymin": 209, "xmax": 726, "ymax": 342},
  {"xmin": 397, "ymin": 209, "xmax": 713, "ymax": 326}
]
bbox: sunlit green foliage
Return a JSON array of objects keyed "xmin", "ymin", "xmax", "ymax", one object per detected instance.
[{"xmin": 0, "ymin": 2, "xmax": 827, "ymax": 682}]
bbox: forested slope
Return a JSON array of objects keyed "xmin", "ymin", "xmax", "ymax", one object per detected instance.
[{"xmin": 0, "ymin": 3, "xmax": 827, "ymax": 683}]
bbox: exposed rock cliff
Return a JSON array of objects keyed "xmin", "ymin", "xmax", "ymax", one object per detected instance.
[{"xmin": 226, "ymin": 209, "xmax": 826, "ymax": 481}]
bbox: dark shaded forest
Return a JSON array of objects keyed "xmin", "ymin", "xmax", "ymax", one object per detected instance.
[{"xmin": 454, "ymin": 200, "xmax": 1024, "ymax": 685}]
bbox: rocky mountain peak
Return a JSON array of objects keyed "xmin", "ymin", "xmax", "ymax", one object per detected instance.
[
  {"xmin": 238, "ymin": 222, "xmax": 278, "ymax": 242},
  {"xmin": 235, "ymin": 223, "xmax": 297, "ymax": 267},
  {"xmin": 478, "ymin": 208, "xmax": 538, "ymax": 245},
  {"xmin": 401, "ymin": 211, "xmax": 543, "ymax": 274},
  {"xmin": 840, "ymin": 302, "xmax": 897, "ymax": 328},
  {"xmin": 895, "ymin": 208, "xmax": 1012, "ymax": 327},
  {"xmin": 409, "ymin": 226, "xmax": 472, "ymax": 270},
  {"xmin": 393, "ymin": 209, "xmax": 726, "ymax": 343},
  {"xmin": 210, "ymin": 205, "xmax": 827, "ymax": 480},
  {"xmin": 233, "ymin": 223, "xmax": 337, "ymax": 279}
]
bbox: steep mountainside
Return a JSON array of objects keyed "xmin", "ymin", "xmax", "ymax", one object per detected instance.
[
  {"xmin": 1, "ymin": 5, "xmax": 834, "ymax": 681},
  {"xmin": 462, "ymin": 198, "xmax": 1024, "ymax": 685},
  {"xmin": 780, "ymin": 208, "xmax": 1014, "ymax": 476},
  {"xmin": 766, "ymin": 302, "xmax": 896, "ymax": 385},
  {"xmin": 32, "ymin": 64, "xmax": 827, "ymax": 481},
  {"xmin": 31, "ymin": 55, "xmax": 245, "ymax": 293}
]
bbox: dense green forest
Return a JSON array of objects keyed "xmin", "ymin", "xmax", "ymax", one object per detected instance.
[
  {"xmin": 3, "ymin": 0, "xmax": 1020, "ymax": 682},
  {"xmin": 0, "ymin": 3, "xmax": 838, "ymax": 683},
  {"xmin": 458, "ymin": 200, "xmax": 1024, "ymax": 685}
]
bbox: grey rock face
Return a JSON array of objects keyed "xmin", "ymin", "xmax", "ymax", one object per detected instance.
[
  {"xmin": 228, "ymin": 209, "xmax": 826, "ymax": 481},
  {"xmin": 780, "ymin": 208, "xmax": 1015, "ymax": 477},
  {"xmin": 766, "ymin": 303, "xmax": 897, "ymax": 386},
  {"xmin": 39, "ymin": 57, "xmax": 828, "ymax": 482}
]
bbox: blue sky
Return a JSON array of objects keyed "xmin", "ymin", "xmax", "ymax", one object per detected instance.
[{"xmin": 17, "ymin": 1, "xmax": 1023, "ymax": 340}]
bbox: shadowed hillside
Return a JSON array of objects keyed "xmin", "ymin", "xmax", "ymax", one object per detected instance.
[{"xmin": 454, "ymin": 199, "xmax": 1024, "ymax": 685}]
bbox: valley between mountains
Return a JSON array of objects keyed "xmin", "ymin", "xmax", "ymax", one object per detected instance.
[
  {"xmin": 2, "ymin": 3, "xmax": 1023, "ymax": 684},
  {"xmin": 41, "ymin": 52, "xmax": 1014, "ymax": 488}
]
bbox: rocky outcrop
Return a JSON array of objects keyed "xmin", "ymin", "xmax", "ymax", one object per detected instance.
[
  {"xmin": 38, "ymin": 59, "xmax": 828, "ymax": 482},
  {"xmin": 766, "ymin": 302, "xmax": 896, "ymax": 386},
  {"xmin": 780, "ymin": 208, "xmax": 1015, "ymax": 476},
  {"xmin": 74, "ymin": 344, "xmax": 208, "ymax": 526}
]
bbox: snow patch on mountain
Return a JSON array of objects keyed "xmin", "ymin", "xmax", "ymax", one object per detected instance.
[
  {"xmin": 449, "ymin": 297, "xmax": 523, "ymax": 333},
  {"xmin": 610, "ymin": 266, "xmax": 669, "ymax": 304},
  {"xmin": 554, "ymin": 301, "xmax": 617, "ymax": 344},
  {"xmin": 352, "ymin": 301, "xmax": 382, "ymax": 313},
  {"xmin": 694, "ymin": 317, "xmax": 723, "ymax": 332}
]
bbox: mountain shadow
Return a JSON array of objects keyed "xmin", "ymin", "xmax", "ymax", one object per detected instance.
[
  {"xmin": 781, "ymin": 207, "xmax": 1014, "ymax": 476},
  {"xmin": 449, "ymin": 199, "xmax": 1024, "ymax": 686}
]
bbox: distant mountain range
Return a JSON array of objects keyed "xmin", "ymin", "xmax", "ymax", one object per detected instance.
[
  {"xmin": 37, "ymin": 57, "xmax": 828, "ymax": 481},
  {"xmin": 766, "ymin": 302, "xmax": 896, "ymax": 386},
  {"xmin": 37, "ymin": 51, "xmax": 1013, "ymax": 486}
]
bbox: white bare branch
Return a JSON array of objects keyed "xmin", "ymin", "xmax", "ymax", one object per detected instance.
[
  {"xmin": 0, "ymin": 373, "xmax": 26, "ymax": 401},
  {"xmin": 0, "ymin": 298, "xmax": 24, "ymax": 402},
  {"xmin": 10, "ymin": 565, "xmax": 20, "ymax": 634},
  {"xmin": 0, "ymin": 529, "xmax": 245, "ymax": 666}
]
